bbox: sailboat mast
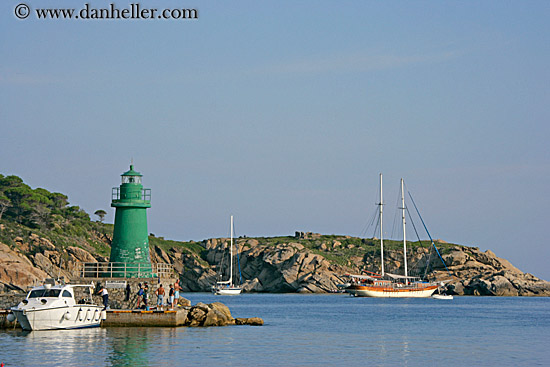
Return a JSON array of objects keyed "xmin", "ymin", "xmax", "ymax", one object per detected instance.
[
  {"xmin": 229, "ymin": 215, "xmax": 233, "ymax": 285},
  {"xmin": 379, "ymin": 173, "xmax": 384, "ymax": 277},
  {"xmin": 401, "ymin": 178, "xmax": 408, "ymax": 283}
]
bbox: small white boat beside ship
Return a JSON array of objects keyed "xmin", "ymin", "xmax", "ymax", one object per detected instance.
[
  {"xmin": 212, "ymin": 215, "xmax": 243, "ymax": 295},
  {"xmin": 432, "ymin": 285, "xmax": 454, "ymax": 300},
  {"xmin": 10, "ymin": 280, "xmax": 105, "ymax": 331},
  {"xmin": 432, "ymin": 293, "xmax": 454, "ymax": 300}
]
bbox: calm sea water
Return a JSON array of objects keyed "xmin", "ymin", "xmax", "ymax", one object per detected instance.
[{"xmin": 1, "ymin": 294, "xmax": 548, "ymax": 366}]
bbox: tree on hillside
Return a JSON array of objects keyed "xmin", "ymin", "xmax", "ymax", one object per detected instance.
[
  {"xmin": 0, "ymin": 175, "xmax": 24, "ymax": 188},
  {"xmin": 0, "ymin": 194, "xmax": 11, "ymax": 220},
  {"xmin": 30, "ymin": 203, "xmax": 52, "ymax": 229},
  {"xmin": 94, "ymin": 209, "xmax": 107, "ymax": 223},
  {"xmin": 64, "ymin": 205, "xmax": 89, "ymax": 221},
  {"xmin": 49, "ymin": 192, "xmax": 69, "ymax": 212},
  {"xmin": 0, "ymin": 174, "xmax": 92, "ymax": 229},
  {"xmin": 0, "ymin": 177, "xmax": 61, "ymax": 228},
  {"xmin": 4, "ymin": 185, "xmax": 35, "ymax": 223}
]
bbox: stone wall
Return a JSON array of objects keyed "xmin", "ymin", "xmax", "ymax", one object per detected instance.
[
  {"xmin": 0, "ymin": 292, "xmax": 26, "ymax": 310},
  {"xmin": 75, "ymin": 278, "xmax": 181, "ymax": 310}
]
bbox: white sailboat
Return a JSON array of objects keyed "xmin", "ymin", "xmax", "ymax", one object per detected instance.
[
  {"xmin": 346, "ymin": 174, "xmax": 439, "ymax": 298},
  {"xmin": 212, "ymin": 215, "xmax": 242, "ymax": 295}
]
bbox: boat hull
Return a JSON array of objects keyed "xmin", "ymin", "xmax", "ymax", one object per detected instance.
[
  {"xmin": 11, "ymin": 305, "xmax": 104, "ymax": 331},
  {"xmin": 346, "ymin": 284, "xmax": 438, "ymax": 298},
  {"xmin": 432, "ymin": 294, "xmax": 454, "ymax": 300},
  {"xmin": 213, "ymin": 287, "xmax": 242, "ymax": 296}
]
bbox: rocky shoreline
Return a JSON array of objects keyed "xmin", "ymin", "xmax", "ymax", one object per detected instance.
[
  {"xmin": 1, "ymin": 232, "xmax": 549, "ymax": 297},
  {"xmin": 174, "ymin": 237, "xmax": 550, "ymax": 296}
]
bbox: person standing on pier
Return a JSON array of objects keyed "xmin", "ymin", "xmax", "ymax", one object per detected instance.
[
  {"xmin": 125, "ymin": 283, "xmax": 131, "ymax": 301},
  {"xmin": 136, "ymin": 283, "xmax": 144, "ymax": 309},
  {"xmin": 174, "ymin": 279, "xmax": 181, "ymax": 308},
  {"xmin": 143, "ymin": 283, "xmax": 149, "ymax": 310},
  {"xmin": 97, "ymin": 284, "xmax": 109, "ymax": 310},
  {"xmin": 156, "ymin": 284, "xmax": 165, "ymax": 311},
  {"xmin": 168, "ymin": 284, "xmax": 175, "ymax": 309}
]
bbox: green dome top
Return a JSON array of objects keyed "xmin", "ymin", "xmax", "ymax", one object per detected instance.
[{"xmin": 122, "ymin": 164, "xmax": 142, "ymax": 177}]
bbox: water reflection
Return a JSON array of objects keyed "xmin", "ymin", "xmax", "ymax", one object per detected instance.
[
  {"xmin": 1, "ymin": 295, "xmax": 549, "ymax": 367},
  {"xmin": 0, "ymin": 327, "xmax": 183, "ymax": 366},
  {"xmin": 106, "ymin": 328, "xmax": 151, "ymax": 367},
  {"xmin": 1, "ymin": 327, "xmax": 109, "ymax": 366}
]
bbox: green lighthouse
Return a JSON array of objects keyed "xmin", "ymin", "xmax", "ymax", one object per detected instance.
[{"xmin": 110, "ymin": 164, "xmax": 152, "ymax": 277}]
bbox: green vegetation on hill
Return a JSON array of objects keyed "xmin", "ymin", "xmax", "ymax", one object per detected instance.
[
  {"xmin": 0, "ymin": 174, "xmax": 88, "ymax": 229},
  {"xmin": 234, "ymin": 235, "xmax": 456, "ymax": 268},
  {"xmin": 0, "ymin": 173, "xmax": 458, "ymax": 271},
  {"xmin": 0, "ymin": 174, "xmax": 113, "ymax": 256},
  {"xmin": 149, "ymin": 235, "xmax": 204, "ymax": 258},
  {"xmin": 0, "ymin": 174, "xmax": 212, "ymax": 261}
]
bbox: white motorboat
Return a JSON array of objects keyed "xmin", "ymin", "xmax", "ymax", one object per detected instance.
[
  {"xmin": 432, "ymin": 284, "xmax": 454, "ymax": 300},
  {"xmin": 432, "ymin": 293, "xmax": 454, "ymax": 300},
  {"xmin": 212, "ymin": 215, "xmax": 242, "ymax": 295},
  {"xmin": 10, "ymin": 280, "xmax": 105, "ymax": 331}
]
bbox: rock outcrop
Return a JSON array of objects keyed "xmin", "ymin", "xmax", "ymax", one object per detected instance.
[
  {"xmin": 438, "ymin": 246, "xmax": 550, "ymax": 296},
  {"xmin": 182, "ymin": 301, "xmax": 263, "ymax": 327},
  {"xmin": 181, "ymin": 238, "xmax": 550, "ymax": 296},
  {"xmin": 1, "ymin": 231, "xmax": 549, "ymax": 297},
  {"xmin": 0, "ymin": 235, "xmax": 106, "ymax": 292},
  {"xmin": 187, "ymin": 239, "xmax": 352, "ymax": 293},
  {"xmin": 0, "ymin": 243, "xmax": 48, "ymax": 292}
]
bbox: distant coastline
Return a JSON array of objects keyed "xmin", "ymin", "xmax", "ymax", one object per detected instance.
[{"xmin": 1, "ymin": 174, "xmax": 549, "ymax": 296}]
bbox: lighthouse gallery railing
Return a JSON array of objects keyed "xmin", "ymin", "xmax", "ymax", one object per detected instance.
[{"xmin": 111, "ymin": 187, "xmax": 151, "ymax": 201}]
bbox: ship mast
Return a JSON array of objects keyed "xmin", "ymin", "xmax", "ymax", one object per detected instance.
[
  {"xmin": 379, "ymin": 173, "xmax": 384, "ymax": 277},
  {"xmin": 229, "ymin": 215, "xmax": 234, "ymax": 286},
  {"xmin": 401, "ymin": 178, "xmax": 409, "ymax": 284}
]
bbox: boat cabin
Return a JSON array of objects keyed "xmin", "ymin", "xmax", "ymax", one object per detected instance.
[
  {"xmin": 373, "ymin": 280, "xmax": 392, "ymax": 286},
  {"xmin": 27, "ymin": 287, "xmax": 72, "ymax": 299}
]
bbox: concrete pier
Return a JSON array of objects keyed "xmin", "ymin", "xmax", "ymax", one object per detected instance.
[
  {"xmin": 103, "ymin": 309, "xmax": 188, "ymax": 327},
  {"xmin": 1, "ymin": 304, "xmax": 263, "ymax": 329},
  {"xmin": 0, "ymin": 309, "xmax": 187, "ymax": 329}
]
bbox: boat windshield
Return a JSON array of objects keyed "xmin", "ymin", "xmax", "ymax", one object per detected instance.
[{"xmin": 28, "ymin": 289, "xmax": 62, "ymax": 298}]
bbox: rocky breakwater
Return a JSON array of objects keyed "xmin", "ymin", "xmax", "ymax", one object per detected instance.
[
  {"xmin": 102, "ymin": 300, "xmax": 263, "ymax": 328},
  {"xmin": 183, "ymin": 301, "xmax": 263, "ymax": 327}
]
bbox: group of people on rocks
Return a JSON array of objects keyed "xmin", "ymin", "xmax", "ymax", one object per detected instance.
[{"xmin": 136, "ymin": 279, "xmax": 182, "ymax": 310}]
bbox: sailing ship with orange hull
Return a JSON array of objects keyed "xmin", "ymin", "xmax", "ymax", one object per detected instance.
[
  {"xmin": 345, "ymin": 276, "xmax": 439, "ymax": 298},
  {"xmin": 345, "ymin": 174, "xmax": 440, "ymax": 298}
]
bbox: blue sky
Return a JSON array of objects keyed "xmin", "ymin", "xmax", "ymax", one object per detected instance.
[{"xmin": 1, "ymin": 1, "xmax": 549, "ymax": 280}]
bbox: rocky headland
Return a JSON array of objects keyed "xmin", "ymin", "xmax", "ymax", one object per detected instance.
[
  {"xmin": 0, "ymin": 173, "xmax": 548, "ymax": 297},
  {"xmin": 1, "ymin": 227, "xmax": 549, "ymax": 297}
]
